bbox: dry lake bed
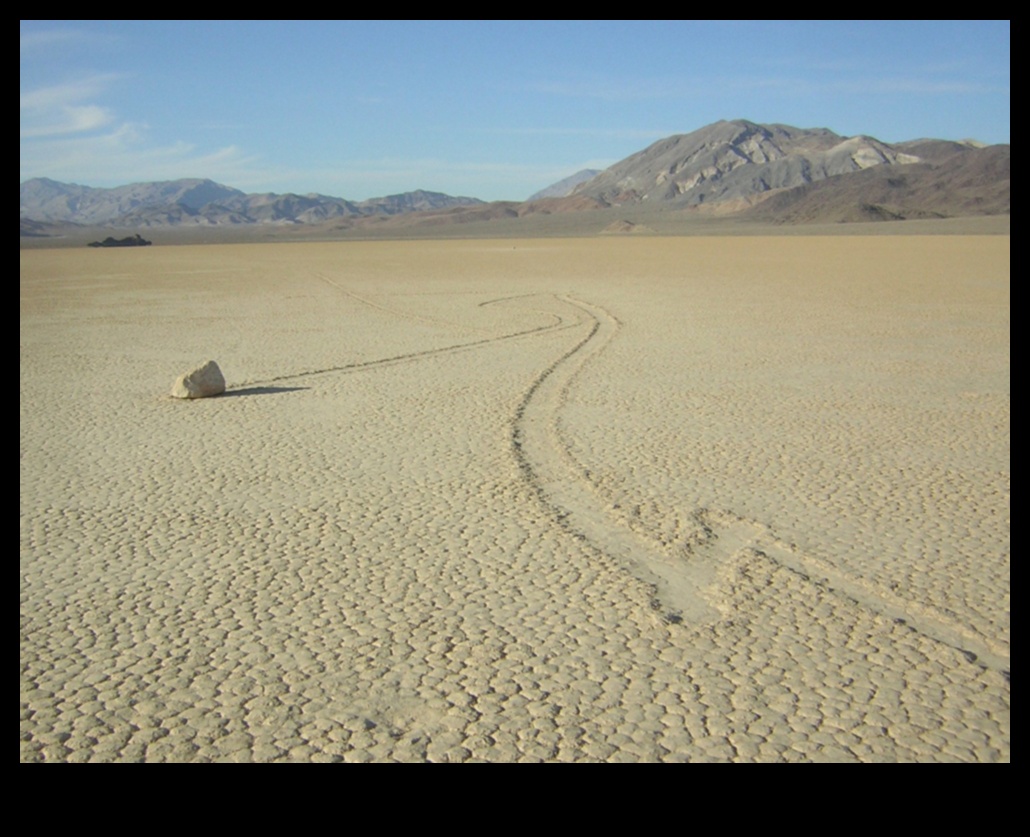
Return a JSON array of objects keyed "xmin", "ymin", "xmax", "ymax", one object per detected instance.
[{"xmin": 20, "ymin": 235, "xmax": 1010, "ymax": 762}]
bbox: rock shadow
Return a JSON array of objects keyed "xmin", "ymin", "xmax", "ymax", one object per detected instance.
[{"xmin": 222, "ymin": 385, "xmax": 310, "ymax": 397}]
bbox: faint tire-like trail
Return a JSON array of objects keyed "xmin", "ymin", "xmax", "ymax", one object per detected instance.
[
  {"xmin": 695, "ymin": 511, "xmax": 1010, "ymax": 676},
  {"xmin": 510, "ymin": 295, "xmax": 1010, "ymax": 678},
  {"xmin": 232, "ymin": 277, "xmax": 572, "ymax": 389},
  {"xmin": 228, "ymin": 276, "xmax": 1007, "ymax": 676},
  {"xmin": 511, "ymin": 295, "xmax": 720, "ymax": 625}
]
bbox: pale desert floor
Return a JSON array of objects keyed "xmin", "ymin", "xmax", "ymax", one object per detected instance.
[{"xmin": 20, "ymin": 236, "xmax": 1009, "ymax": 762}]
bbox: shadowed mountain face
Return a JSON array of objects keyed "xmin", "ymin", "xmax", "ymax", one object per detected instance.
[{"xmin": 739, "ymin": 144, "xmax": 1010, "ymax": 223}]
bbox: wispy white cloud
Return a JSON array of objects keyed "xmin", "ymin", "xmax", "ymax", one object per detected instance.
[
  {"xmin": 483, "ymin": 126, "xmax": 669, "ymax": 141},
  {"xmin": 266, "ymin": 156, "xmax": 611, "ymax": 201},
  {"xmin": 21, "ymin": 119, "xmax": 263, "ymax": 187},
  {"xmin": 291, "ymin": 157, "xmax": 553, "ymax": 186},
  {"xmin": 20, "ymin": 68, "xmax": 267, "ymax": 187},
  {"xmin": 762, "ymin": 57, "xmax": 862, "ymax": 73},
  {"xmin": 720, "ymin": 73, "xmax": 1000, "ymax": 97},
  {"xmin": 20, "ymin": 75, "xmax": 124, "ymax": 138},
  {"xmin": 844, "ymin": 78, "xmax": 1001, "ymax": 95},
  {"xmin": 523, "ymin": 69, "xmax": 1002, "ymax": 103},
  {"xmin": 525, "ymin": 77, "xmax": 688, "ymax": 101},
  {"xmin": 20, "ymin": 28, "xmax": 113, "ymax": 51},
  {"xmin": 21, "ymin": 104, "xmax": 114, "ymax": 138},
  {"xmin": 20, "ymin": 74, "xmax": 122, "ymax": 111}
]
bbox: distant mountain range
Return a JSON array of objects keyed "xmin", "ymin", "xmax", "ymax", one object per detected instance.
[
  {"xmin": 20, "ymin": 119, "xmax": 1009, "ymax": 235},
  {"xmin": 19, "ymin": 178, "xmax": 485, "ymax": 228}
]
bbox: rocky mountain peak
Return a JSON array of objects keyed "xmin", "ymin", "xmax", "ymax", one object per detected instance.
[{"xmin": 573, "ymin": 120, "xmax": 932, "ymax": 208}]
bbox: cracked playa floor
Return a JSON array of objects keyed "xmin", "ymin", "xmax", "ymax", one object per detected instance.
[{"xmin": 20, "ymin": 237, "xmax": 1009, "ymax": 762}]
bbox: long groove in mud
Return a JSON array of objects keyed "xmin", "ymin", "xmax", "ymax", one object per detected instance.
[
  {"xmin": 228, "ymin": 276, "xmax": 1006, "ymax": 676},
  {"xmin": 511, "ymin": 294, "xmax": 720, "ymax": 624},
  {"xmin": 511, "ymin": 295, "xmax": 1009, "ymax": 676},
  {"xmin": 234, "ymin": 280, "xmax": 574, "ymax": 389},
  {"xmin": 317, "ymin": 273, "xmax": 498, "ymax": 337}
]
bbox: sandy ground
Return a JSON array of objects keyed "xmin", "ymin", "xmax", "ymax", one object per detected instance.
[{"xmin": 20, "ymin": 236, "xmax": 1009, "ymax": 762}]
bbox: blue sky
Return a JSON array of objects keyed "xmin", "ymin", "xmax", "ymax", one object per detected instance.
[{"xmin": 20, "ymin": 20, "xmax": 1010, "ymax": 202}]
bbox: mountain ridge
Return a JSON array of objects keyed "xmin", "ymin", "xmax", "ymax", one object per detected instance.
[
  {"xmin": 20, "ymin": 178, "xmax": 485, "ymax": 227},
  {"xmin": 20, "ymin": 119, "xmax": 1009, "ymax": 234},
  {"xmin": 567, "ymin": 119, "xmax": 924, "ymax": 208}
]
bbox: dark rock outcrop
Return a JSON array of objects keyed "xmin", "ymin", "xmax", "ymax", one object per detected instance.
[{"xmin": 87, "ymin": 234, "xmax": 152, "ymax": 248}]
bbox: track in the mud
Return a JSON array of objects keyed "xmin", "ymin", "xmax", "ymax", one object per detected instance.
[{"xmin": 231, "ymin": 278, "xmax": 1009, "ymax": 678}]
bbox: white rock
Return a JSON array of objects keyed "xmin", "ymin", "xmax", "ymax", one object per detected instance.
[{"xmin": 170, "ymin": 360, "xmax": 226, "ymax": 399}]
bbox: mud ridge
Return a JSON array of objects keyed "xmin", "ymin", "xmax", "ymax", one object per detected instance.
[
  {"xmin": 234, "ymin": 281, "xmax": 575, "ymax": 389},
  {"xmin": 511, "ymin": 295, "xmax": 1010, "ymax": 677},
  {"xmin": 511, "ymin": 294, "xmax": 720, "ymax": 624}
]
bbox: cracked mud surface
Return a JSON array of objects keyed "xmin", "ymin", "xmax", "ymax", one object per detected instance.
[{"xmin": 21, "ymin": 237, "xmax": 1009, "ymax": 761}]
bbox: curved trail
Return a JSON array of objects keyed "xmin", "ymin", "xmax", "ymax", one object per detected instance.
[
  {"xmin": 694, "ymin": 509, "xmax": 1010, "ymax": 675},
  {"xmin": 317, "ymin": 273, "xmax": 501, "ymax": 338},
  {"xmin": 511, "ymin": 296, "xmax": 720, "ymax": 624},
  {"xmin": 232, "ymin": 278, "xmax": 574, "ymax": 389},
  {"xmin": 229, "ymin": 278, "xmax": 1007, "ymax": 676},
  {"xmin": 511, "ymin": 295, "xmax": 1010, "ymax": 677}
]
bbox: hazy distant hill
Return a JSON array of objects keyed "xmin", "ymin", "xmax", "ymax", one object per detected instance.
[
  {"xmin": 528, "ymin": 169, "xmax": 601, "ymax": 200},
  {"xmin": 19, "ymin": 178, "xmax": 245, "ymax": 225},
  {"xmin": 19, "ymin": 178, "xmax": 485, "ymax": 228},
  {"xmin": 19, "ymin": 216, "xmax": 82, "ymax": 237}
]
